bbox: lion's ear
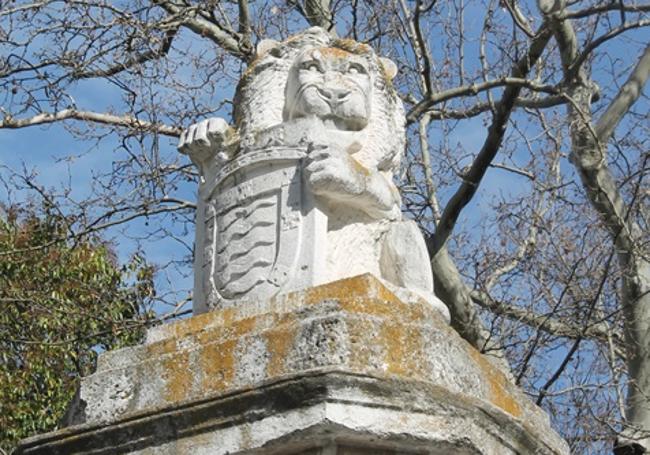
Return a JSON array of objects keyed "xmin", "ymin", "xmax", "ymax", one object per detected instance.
[
  {"xmin": 256, "ymin": 39, "xmax": 281, "ymax": 57},
  {"xmin": 379, "ymin": 57, "xmax": 398, "ymax": 81}
]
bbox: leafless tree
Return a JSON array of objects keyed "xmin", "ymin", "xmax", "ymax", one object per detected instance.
[{"xmin": 1, "ymin": 0, "xmax": 648, "ymax": 452}]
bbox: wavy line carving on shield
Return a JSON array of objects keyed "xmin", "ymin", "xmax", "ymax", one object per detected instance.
[{"xmin": 211, "ymin": 189, "xmax": 280, "ymax": 301}]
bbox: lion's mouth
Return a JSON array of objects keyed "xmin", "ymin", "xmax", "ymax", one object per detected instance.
[{"xmin": 322, "ymin": 114, "xmax": 367, "ymax": 131}]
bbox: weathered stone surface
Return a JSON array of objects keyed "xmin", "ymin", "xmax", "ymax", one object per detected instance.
[
  {"xmin": 178, "ymin": 27, "xmax": 448, "ymax": 320},
  {"xmin": 16, "ymin": 275, "xmax": 569, "ymax": 454}
]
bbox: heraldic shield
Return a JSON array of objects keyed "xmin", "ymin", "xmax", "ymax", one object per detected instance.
[{"xmin": 197, "ymin": 147, "xmax": 326, "ymax": 310}]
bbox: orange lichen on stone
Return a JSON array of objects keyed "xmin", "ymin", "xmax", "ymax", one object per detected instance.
[
  {"xmin": 335, "ymin": 276, "xmax": 428, "ymax": 325},
  {"xmin": 173, "ymin": 310, "xmax": 213, "ymax": 336},
  {"xmin": 294, "ymin": 274, "xmax": 398, "ymax": 309},
  {"xmin": 318, "ymin": 47, "xmax": 353, "ymax": 59},
  {"xmin": 156, "ymin": 309, "xmax": 214, "ymax": 340},
  {"xmin": 221, "ymin": 307, "xmax": 236, "ymax": 327},
  {"xmin": 264, "ymin": 314, "xmax": 298, "ymax": 377},
  {"xmin": 274, "ymin": 275, "xmax": 431, "ymax": 329},
  {"xmin": 340, "ymin": 295, "xmax": 396, "ymax": 319},
  {"xmin": 333, "ymin": 39, "xmax": 372, "ymax": 55},
  {"xmin": 200, "ymin": 339, "xmax": 236, "ymax": 393},
  {"xmin": 372, "ymin": 284, "xmax": 427, "ymax": 323},
  {"xmin": 162, "ymin": 351, "xmax": 192, "ymax": 403},
  {"xmin": 147, "ymin": 307, "xmax": 232, "ymax": 347},
  {"xmin": 159, "ymin": 317, "xmax": 256, "ymax": 401},
  {"xmin": 195, "ymin": 315, "xmax": 256, "ymax": 347},
  {"xmin": 379, "ymin": 320, "xmax": 425, "ymax": 378},
  {"xmin": 467, "ymin": 348, "xmax": 522, "ymax": 418},
  {"xmin": 347, "ymin": 319, "xmax": 375, "ymax": 370},
  {"xmin": 296, "ymin": 274, "xmax": 378, "ymax": 304},
  {"xmin": 146, "ymin": 338, "xmax": 177, "ymax": 357}
]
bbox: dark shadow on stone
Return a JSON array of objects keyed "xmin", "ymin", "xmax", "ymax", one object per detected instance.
[
  {"xmin": 614, "ymin": 440, "xmax": 647, "ymax": 455},
  {"xmin": 60, "ymin": 385, "xmax": 86, "ymax": 427}
]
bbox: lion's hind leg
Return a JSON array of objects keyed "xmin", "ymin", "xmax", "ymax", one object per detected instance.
[{"xmin": 379, "ymin": 220, "xmax": 450, "ymax": 322}]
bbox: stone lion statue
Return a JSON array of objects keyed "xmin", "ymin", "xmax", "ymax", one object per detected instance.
[{"xmin": 179, "ymin": 27, "xmax": 449, "ymax": 321}]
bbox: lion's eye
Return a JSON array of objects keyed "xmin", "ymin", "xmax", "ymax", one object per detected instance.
[
  {"xmin": 304, "ymin": 63, "xmax": 320, "ymax": 72},
  {"xmin": 348, "ymin": 64, "xmax": 366, "ymax": 75}
]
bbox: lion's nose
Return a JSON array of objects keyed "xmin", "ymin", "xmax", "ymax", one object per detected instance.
[{"xmin": 317, "ymin": 87, "xmax": 351, "ymax": 103}]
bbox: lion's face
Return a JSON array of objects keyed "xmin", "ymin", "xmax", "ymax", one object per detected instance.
[{"xmin": 284, "ymin": 47, "xmax": 372, "ymax": 131}]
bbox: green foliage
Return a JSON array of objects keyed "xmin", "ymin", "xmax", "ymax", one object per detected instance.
[{"xmin": 0, "ymin": 204, "xmax": 155, "ymax": 451}]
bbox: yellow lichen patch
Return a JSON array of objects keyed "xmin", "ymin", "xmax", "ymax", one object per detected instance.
[
  {"xmin": 317, "ymin": 46, "xmax": 353, "ymax": 60},
  {"xmin": 172, "ymin": 310, "xmax": 214, "ymax": 337},
  {"xmin": 264, "ymin": 313, "xmax": 298, "ymax": 377},
  {"xmin": 278, "ymin": 274, "xmax": 430, "ymax": 325},
  {"xmin": 333, "ymin": 39, "xmax": 372, "ymax": 55},
  {"xmin": 146, "ymin": 338, "xmax": 177, "ymax": 357},
  {"xmin": 296, "ymin": 274, "xmax": 388, "ymax": 306},
  {"xmin": 379, "ymin": 320, "xmax": 426, "ymax": 379},
  {"xmin": 195, "ymin": 315, "xmax": 256, "ymax": 347},
  {"xmin": 341, "ymin": 295, "xmax": 398, "ymax": 320},
  {"xmin": 221, "ymin": 307, "xmax": 236, "ymax": 327},
  {"xmin": 148, "ymin": 309, "xmax": 248, "ymax": 357},
  {"xmin": 467, "ymin": 348, "xmax": 522, "ymax": 417},
  {"xmin": 200, "ymin": 339, "xmax": 236, "ymax": 393},
  {"xmin": 162, "ymin": 351, "xmax": 192, "ymax": 403},
  {"xmin": 377, "ymin": 287, "xmax": 428, "ymax": 323},
  {"xmin": 347, "ymin": 319, "xmax": 376, "ymax": 372},
  {"xmin": 158, "ymin": 310, "xmax": 215, "ymax": 340}
]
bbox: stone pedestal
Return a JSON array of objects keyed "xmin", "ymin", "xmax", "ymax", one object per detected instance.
[{"xmin": 16, "ymin": 275, "xmax": 569, "ymax": 454}]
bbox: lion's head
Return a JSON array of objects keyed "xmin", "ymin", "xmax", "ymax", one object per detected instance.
[
  {"xmin": 234, "ymin": 27, "xmax": 405, "ymax": 173},
  {"xmin": 284, "ymin": 47, "xmax": 372, "ymax": 131}
]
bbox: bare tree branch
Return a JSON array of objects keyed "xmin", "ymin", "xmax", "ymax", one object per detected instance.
[
  {"xmin": 567, "ymin": 20, "xmax": 650, "ymax": 82},
  {"xmin": 562, "ymin": 3, "xmax": 650, "ymax": 20},
  {"xmin": 73, "ymin": 27, "xmax": 179, "ymax": 80},
  {"xmin": 430, "ymin": 25, "xmax": 552, "ymax": 253},
  {"xmin": 238, "ymin": 0, "xmax": 253, "ymax": 54},
  {"xmin": 471, "ymin": 290, "xmax": 624, "ymax": 353},
  {"xmin": 596, "ymin": 44, "xmax": 650, "ymax": 142},
  {"xmin": 300, "ymin": 0, "xmax": 334, "ymax": 29},
  {"xmin": 502, "ymin": 0, "xmax": 535, "ymax": 37},
  {"xmin": 407, "ymin": 76, "xmax": 558, "ymax": 124},
  {"xmin": 397, "ymin": 0, "xmax": 435, "ymax": 96},
  {"xmin": 154, "ymin": 0, "xmax": 252, "ymax": 61},
  {"xmin": 430, "ymin": 245, "xmax": 493, "ymax": 350},
  {"xmin": 0, "ymin": 109, "xmax": 181, "ymax": 136},
  {"xmin": 541, "ymin": 2, "xmax": 650, "ymax": 448},
  {"xmin": 423, "ymin": 94, "xmax": 567, "ymax": 120},
  {"xmin": 536, "ymin": 249, "xmax": 617, "ymax": 405}
]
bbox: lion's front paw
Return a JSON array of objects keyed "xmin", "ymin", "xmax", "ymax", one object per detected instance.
[
  {"xmin": 178, "ymin": 117, "xmax": 235, "ymax": 166},
  {"xmin": 304, "ymin": 146, "xmax": 366, "ymax": 197}
]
